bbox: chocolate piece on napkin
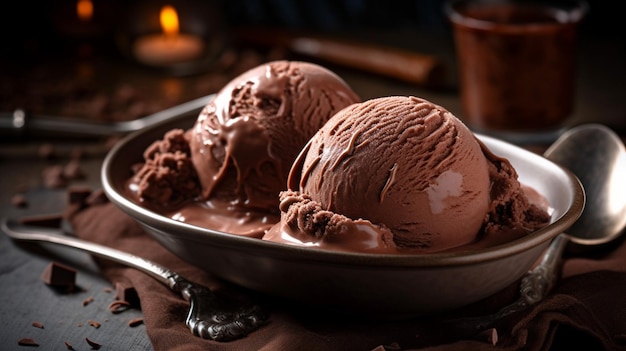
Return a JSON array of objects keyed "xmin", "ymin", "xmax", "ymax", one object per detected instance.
[{"xmin": 65, "ymin": 197, "xmax": 626, "ymax": 351}]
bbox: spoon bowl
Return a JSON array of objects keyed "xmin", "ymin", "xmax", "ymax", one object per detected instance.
[
  {"xmin": 545, "ymin": 124, "xmax": 626, "ymax": 246},
  {"xmin": 461, "ymin": 123, "xmax": 626, "ymax": 331}
]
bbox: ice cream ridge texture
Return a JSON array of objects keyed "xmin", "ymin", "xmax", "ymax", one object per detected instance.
[
  {"xmin": 129, "ymin": 60, "xmax": 360, "ymax": 237},
  {"xmin": 263, "ymin": 96, "xmax": 551, "ymax": 253}
]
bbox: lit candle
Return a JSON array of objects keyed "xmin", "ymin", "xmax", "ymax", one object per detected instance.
[
  {"xmin": 76, "ymin": 0, "xmax": 94, "ymax": 22},
  {"xmin": 53, "ymin": 0, "xmax": 103, "ymax": 40},
  {"xmin": 132, "ymin": 5, "xmax": 205, "ymax": 66}
]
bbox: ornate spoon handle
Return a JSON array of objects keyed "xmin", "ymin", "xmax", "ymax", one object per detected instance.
[
  {"xmin": 446, "ymin": 234, "xmax": 569, "ymax": 334},
  {"xmin": 1, "ymin": 218, "xmax": 267, "ymax": 341},
  {"xmin": 493, "ymin": 234, "xmax": 568, "ymax": 318}
]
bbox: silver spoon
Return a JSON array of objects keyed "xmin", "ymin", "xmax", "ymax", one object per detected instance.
[
  {"xmin": 457, "ymin": 123, "xmax": 626, "ymax": 332},
  {"xmin": 1, "ymin": 218, "xmax": 268, "ymax": 341},
  {"xmin": 0, "ymin": 94, "xmax": 214, "ymax": 139}
]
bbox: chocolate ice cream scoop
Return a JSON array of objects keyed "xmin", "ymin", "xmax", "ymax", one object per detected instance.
[
  {"xmin": 129, "ymin": 61, "xmax": 360, "ymax": 238},
  {"xmin": 265, "ymin": 96, "xmax": 549, "ymax": 253},
  {"xmin": 189, "ymin": 60, "xmax": 360, "ymax": 211}
]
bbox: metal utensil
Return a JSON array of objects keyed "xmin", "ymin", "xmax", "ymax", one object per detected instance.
[
  {"xmin": 234, "ymin": 27, "xmax": 444, "ymax": 88},
  {"xmin": 0, "ymin": 94, "xmax": 213, "ymax": 139},
  {"xmin": 456, "ymin": 123, "xmax": 626, "ymax": 332},
  {"xmin": 1, "ymin": 218, "xmax": 267, "ymax": 341}
]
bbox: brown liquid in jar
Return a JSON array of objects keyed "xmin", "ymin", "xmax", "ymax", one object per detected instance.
[{"xmin": 451, "ymin": 2, "xmax": 581, "ymax": 132}]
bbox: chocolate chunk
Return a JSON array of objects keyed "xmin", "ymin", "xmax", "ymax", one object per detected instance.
[
  {"xmin": 31, "ymin": 321, "xmax": 44, "ymax": 329},
  {"xmin": 17, "ymin": 338, "xmax": 39, "ymax": 346},
  {"xmin": 40, "ymin": 262, "xmax": 76, "ymax": 290},
  {"xmin": 87, "ymin": 320, "xmax": 101, "ymax": 328},
  {"xmin": 114, "ymin": 282, "xmax": 139, "ymax": 307}
]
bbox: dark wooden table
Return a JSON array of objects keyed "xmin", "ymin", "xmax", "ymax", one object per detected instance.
[{"xmin": 1, "ymin": 24, "xmax": 624, "ymax": 350}]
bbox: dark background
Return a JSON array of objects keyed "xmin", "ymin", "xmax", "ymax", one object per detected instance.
[
  {"xmin": 0, "ymin": 0, "xmax": 623, "ymax": 133},
  {"xmin": 0, "ymin": 0, "xmax": 466, "ymax": 123},
  {"xmin": 1, "ymin": 0, "xmax": 620, "ymax": 62}
]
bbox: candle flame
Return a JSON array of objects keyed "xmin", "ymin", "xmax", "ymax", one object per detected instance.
[
  {"xmin": 77, "ymin": 0, "xmax": 93, "ymax": 22},
  {"xmin": 160, "ymin": 5, "xmax": 180, "ymax": 37}
]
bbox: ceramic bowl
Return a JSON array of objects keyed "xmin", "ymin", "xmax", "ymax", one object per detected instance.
[{"xmin": 102, "ymin": 112, "xmax": 584, "ymax": 318}]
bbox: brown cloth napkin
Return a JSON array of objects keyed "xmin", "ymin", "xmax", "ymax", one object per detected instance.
[{"xmin": 66, "ymin": 197, "xmax": 626, "ymax": 351}]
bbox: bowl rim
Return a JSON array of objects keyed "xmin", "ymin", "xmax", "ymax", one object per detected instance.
[{"xmin": 101, "ymin": 113, "xmax": 585, "ymax": 269}]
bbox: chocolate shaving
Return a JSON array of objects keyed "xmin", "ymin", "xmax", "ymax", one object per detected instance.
[
  {"xmin": 31, "ymin": 321, "xmax": 44, "ymax": 329},
  {"xmin": 82, "ymin": 296, "xmax": 95, "ymax": 306},
  {"xmin": 128, "ymin": 317, "xmax": 144, "ymax": 327},
  {"xmin": 64, "ymin": 340, "xmax": 75, "ymax": 350},
  {"xmin": 85, "ymin": 337, "xmax": 101, "ymax": 349},
  {"xmin": 108, "ymin": 300, "xmax": 131, "ymax": 314},
  {"xmin": 87, "ymin": 319, "xmax": 101, "ymax": 328},
  {"xmin": 17, "ymin": 338, "xmax": 39, "ymax": 346}
]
